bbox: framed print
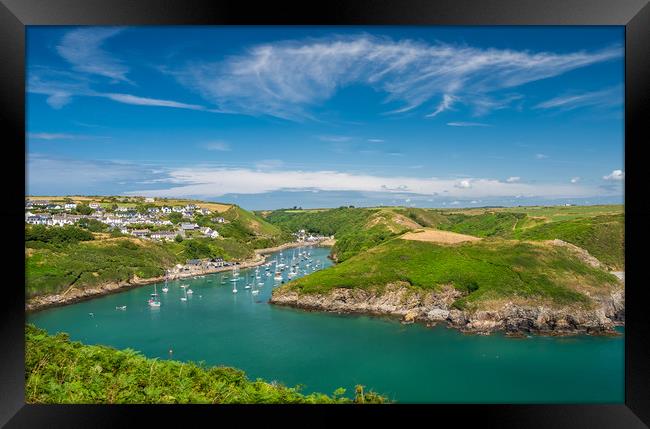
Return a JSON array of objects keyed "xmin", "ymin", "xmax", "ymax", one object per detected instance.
[{"xmin": 2, "ymin": 0, "xmax": 649, "ymax": 427}]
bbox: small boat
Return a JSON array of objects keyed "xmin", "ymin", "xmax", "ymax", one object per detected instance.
[
  {"xmin": 149, "ymin": 284, "xmax": 161, "ymax": 307},
  {"xmin": 258, "ymin": 282, "xmax": 264, "ymax": 286},
  {"xmin": 244, "ymin": 285, "xmax": 251, "ymax": 289},
  {"xmin": 186, "ymin": 289, "xmax": 193, "ymax": 295},
  {"xmin": 180, "ymin": 286, "xmax": 188, "ymax": 302},
  {"xmin": 273, "ymin": 272, "xmax": 282, "ymax": 281},
  {"xmin": 116, "ymin": 306, "xmax": 126, "ymax": 311},
  {"xmin": 251, "ymin": 290, "xmax": 259, "ymax": 295},
  {"xmin": 232, "ymin": 286, "xmax": 238, "ymax": 293}
]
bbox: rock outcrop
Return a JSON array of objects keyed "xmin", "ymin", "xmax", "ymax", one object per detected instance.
[{"xmin": 270, "ymin": 282, "xmax": 625, "ymax": 336}]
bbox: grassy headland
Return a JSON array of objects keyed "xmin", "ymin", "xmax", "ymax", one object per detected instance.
[{"xmin": 276, "ymin": 238, "xmax": 618, "ymax": 311}]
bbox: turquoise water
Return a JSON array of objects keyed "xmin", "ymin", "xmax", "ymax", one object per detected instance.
[{"xmin": 28, "ymin": 246, "xmax": 624, "ymax": 403}]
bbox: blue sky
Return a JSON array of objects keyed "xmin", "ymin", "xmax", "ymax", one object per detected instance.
[{"xmin": 26, "ymin": 26, "xmax": 624, "ymax": 210}]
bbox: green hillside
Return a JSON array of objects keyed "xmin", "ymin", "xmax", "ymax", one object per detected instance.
[
  {"xmin": 25, "ymin": 325, "xmax": 386, "ymax": 404},
  {"xmin": 265, "ymin": 205, "xmax": 624, "ymax": 269},
  {"xmin": 276, "ymin": 238, "xmax": 619, "ymax": 311}
]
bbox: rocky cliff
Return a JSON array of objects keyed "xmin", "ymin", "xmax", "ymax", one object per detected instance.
[{"xmin": 270, "ymin": 282, "xmax": 624, "ymax": 336}]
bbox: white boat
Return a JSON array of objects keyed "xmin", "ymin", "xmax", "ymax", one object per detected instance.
[
  {"xmin": 162, "ymin": 277, "xmax": 169, "ymax": 293},
  {"xmin": 180, "ymin": 286, "xmax": 188, "ymax": 302},
  {"xmin": 244, "ymin": 285, "xmax": 251, "ymax": 289},
  {"xmin": 116, "ymin": 305, "xmax": 127, "ymax": 311},
  {"xmin": 187, "ymin": 288, "xmax": 193, "ymax": 295},
  {"xmin": 149, "ymin": 284, "xmax": 161, "ymax": 307},
  {"xmin": 232, "ymin": 286, "xmax": 238, "ymax": 293},
  {"xmin": 251, "ymin": 290, "xmax": 259, "ymax": 295},
  {"xmin": 273, "ymin": 272, "xmax": 282, "ymax": 281},
  {"xmin": 258, "ymin": 282, "xmax": 264, "ymax": 286}
]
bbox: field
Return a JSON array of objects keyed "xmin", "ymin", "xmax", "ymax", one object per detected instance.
[
  {"xmin": 27, "ymin": 195, "xmax": 233, "ymax": 213},
  {"xmin": 278, "ymin": 238, "xmax": 619, "ymax": 311},
  {"xmin": 401, "ymin": 229, "xmax": 481, "ymax": 244},
  {"xmin": 25, "ymin": 325, "xmax": 386, "ymax": 404}
]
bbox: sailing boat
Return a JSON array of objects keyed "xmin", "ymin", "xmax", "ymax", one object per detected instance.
[
  {"xmin": 187, "ymin": 288, "xmax": 194, "ymax": 295},
  {"xmin": 162, "ymin": 276, "xmax": 169, "ymax": 293},
  {"xmin": 180, "ymin": 286, "xmax": 188, "ymax": 302},
  {"xmin": 148, "ymin": 284, "xmax": 161, "ymax": 307}
]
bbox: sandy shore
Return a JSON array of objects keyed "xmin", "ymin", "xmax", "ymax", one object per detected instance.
[{"xmin": 26, "ymin": 238, "xmax": 334, "ymax": 312}]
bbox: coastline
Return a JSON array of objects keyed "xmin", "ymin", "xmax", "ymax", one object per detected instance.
[
  {"xmin": 270, "ymin": 282, "xmax": 625, "ymax": 337},
  {"xmin": 26, "ymin": 238, "xmax": 334, "ymax": 313}
]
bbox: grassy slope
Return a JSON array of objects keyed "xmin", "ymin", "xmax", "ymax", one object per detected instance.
[
  {"xmin": 25, "ymin": 325, "xmax": 386, "ymax": 404},
  {"xmin": 26, "ymin": 238, "xmax": 177, "ymax": 297},
  {"xmin": 264, "ymin": 207, "xmax": 423, "ymax": 261},
  {"xmin": 277, "ymin": 238, "xmax": 618, "ymax": 310},
  {"xmin": 513, "ymin": 214, "xmax": 624, "ymax": 270},
  {"xmin": 26, "ymin": 235, "xmax": 255, "ymax": 298}
]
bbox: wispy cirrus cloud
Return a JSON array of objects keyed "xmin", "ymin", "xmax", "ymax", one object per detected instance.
[
  {"xmin": 169, "ymin": 34, "xmax": 621, "ymax": 120},
  {"xmin": 27, "ymin": 132, "xmax": 109, "ymax": 140},
  {"xmin": 447, "ymin": 121, "xmax": 491, "ymax": 127},
  {"xmin": 318, "ymin": 135, "xmax": 353, "ymax": 142},
  {"xmin": 534, "ymin": 85, "xmax": 623, "ymax": 111},
  {"xmin": 56, "ymin": 28, "xmax": 130, "ymax": 83},
  {"xmin": 100, "ymin": 93, "xmax": 204, "ymax": 110}
]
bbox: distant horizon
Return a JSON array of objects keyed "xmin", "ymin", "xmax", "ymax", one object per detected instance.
[
  {"xmin": 27, "ymin": 26, "xmax": 624, "ymax": 209},
  {"xmin": 24, "ymin": 193, "xmax": 624, "ymax": 212}
]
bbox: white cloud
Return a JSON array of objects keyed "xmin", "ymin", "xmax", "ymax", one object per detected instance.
[
  {"xmin": 570, "ymin": 177, "xmax": 581, "ymax": 183},
  {"xmin": 100, "ymin": 93, "xmax": 204, "ymax": 110},
  {"xmin": 455, "ymin": 179, "xmax": 472, "ymax": 189},
  {"xmin": 446, "ymin": 122, "xmax": 490, "ymax": 127},
  {"xmin": 426, "ymin": 94, "xmax": 456, "ymax": 118},
  {"xmin": 27, "ymin": 132, "xmax": 109, "ymax": 141},
  {"xmin": 127, "ymin": 167, "xmax": 609, "ymax": 200},
  {"xmin": 506, "ymin": 176, "xmax": 521, "ymax": 183},
  {"xmin": 534, "ymin": 85, "xmax": 623, "ymax": 111},
  {"xmin": 535, "ymin": 153, "xmax": 549, "ymax": 159},
  {"xmin": 318, "ymin": 135, "xmax": 352, "ymax": 142},
  {"xmin": 170, "ymin": 34, "xmax": 621, "ymax": 120},
  {"xmin": 202, "ymin": 141, "xmax": 230, "ymax": 151},
  {"xmin": 28, "ymin": 133, "xmax": 77, "ymax": 140},
  {"xmin": 603, "ymin": 169, "xmax": 624, "ymax": 181},
  {"xmin": 367, "ymin": 138, "xmax": 385, "ymax": 143},
  {"xmin": 56, "ymin": 28, "xmax": 130, "ymax": 82}
]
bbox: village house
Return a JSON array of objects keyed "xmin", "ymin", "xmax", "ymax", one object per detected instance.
[
  {"xmin": 26, "ymin": 214, "xmax": 51, "ymax": 225},
  {"xmin": 172, "ymin": 206, "xmax": 184, "ymax": 213},
  {"xmin": 88, "ymin": 203, "xmax": 100, "ymax": 209},
  {"xmin": 144, "ymin": 197, "xmax": 155, "ymax": 203},
  {"xmin": 200, "ymin": 226, "xmax": 219, "ymax": 238},
  {"xmin": 213, "ymin": 216, "xmax": 226, "ymax": 223},
  {"xmin": 47, "ymin": 204, "xmax": 63, "ymax": 210},
  {"xmin": 182, "ymin": 211, "xmax": 194, "ymax": 218},
  {"xmin": 161, "ymin": 206, "xmax": 172, "ymax": 214},
  {"xmin": 130, "ymin": 229, "xmax": 150, "ymax": 238},
  {"xmin": 185, "ymin": 204, "xmax": 198, "ymax": 211},
  {"xmin": 198, "ymin": 208, "xmax": 211, "ymax": 215},
  {"xmin": 30, "ymin": 200, "xmax": 50, "ymax": 207},
  {"xmin": 150, "ymin": 231, "xmax": 177, "ymax": 241},
  {"xmin": 64, "ymin": 203, "xmax": 77, "ymax": 210},
  {"xmin": 180, "ymin": 222, "xmax": 200, "ymax": 231}
]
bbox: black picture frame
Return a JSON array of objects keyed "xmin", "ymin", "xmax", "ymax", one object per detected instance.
[{"xmin": 2, "ymin": 0, "xmax": 649, "ymax": 427}]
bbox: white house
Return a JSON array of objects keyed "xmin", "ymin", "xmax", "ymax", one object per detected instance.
[
  {"xmin": 200, "ymin": 227, "xmax": 219, "ymax": 238},
  {"xmin": 64, "ymin": 203, "xmax": 77, "ymax": 210},
  {"xmin": 161, "ymin": 206, "xmax": 172, "ymax": 214},
  {"xmin": 151, "ymin": 231, "xmax": 177, "ymax": 241},
  {"xmin": 89, "ymin": 203, "xmax": 100, "ymax": 209},
  {"xmin": 172, "ymin": 207, "xmax": 184, "ymax": 213},
  {"xmin": 180, "ymin": 222, "xmax": 199, "ymax": 231},
  {"xmin": 213, "ymin": 217, "xmax": 226, "ymax": 223},
  {"xmin": 144, "ymin": 197, "xmax": 155, "ymax": 203}
]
